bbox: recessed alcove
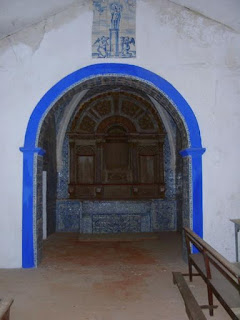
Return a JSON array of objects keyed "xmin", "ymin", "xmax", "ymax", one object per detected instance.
[{"xmin": 33, "ymin": 73, "xmax": 193, "ymax": 266}]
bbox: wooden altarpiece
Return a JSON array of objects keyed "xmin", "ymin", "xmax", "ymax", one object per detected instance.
[{"xmin": 67, "ymin": 92, "xmax": 166, "ymax": 200}]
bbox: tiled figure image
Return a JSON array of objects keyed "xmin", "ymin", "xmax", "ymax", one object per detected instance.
[{"xmin": 92, "ymin": 0, "xmax": 136, "ymax": 58}]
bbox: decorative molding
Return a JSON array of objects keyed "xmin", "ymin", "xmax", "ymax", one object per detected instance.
[
  {"xmin": 180, "ymin": 148, "xmax": 206, "ymax": 158},
  {"xmin": 97, "ymin": 115, "xmax": 136, "ymax": 133},
  {"xmin": 20, "ymin": 147, "xmax": 46, "ymax": 156},
  {"xmin": 75, "ymin": 145, "xmax": 95, "ymax": 155}
]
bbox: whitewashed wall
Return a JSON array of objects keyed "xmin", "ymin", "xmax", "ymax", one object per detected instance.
[{"xmin": 0, "ymin": 0, "xmax": 239, "ymax": 267}]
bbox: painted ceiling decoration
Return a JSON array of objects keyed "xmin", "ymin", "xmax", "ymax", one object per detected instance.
[
  {"xmin": 70, "ymin": 91, "xmax": 165, "ymax": 134},
  {"xmin": 92, "ymin": 0, "xmax": 136, "ymax": 58}
]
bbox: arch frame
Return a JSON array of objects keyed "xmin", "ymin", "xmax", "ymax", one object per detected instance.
[{"xmin": 20, "ymin": 63, "xmax": 205, "ymax": 268}]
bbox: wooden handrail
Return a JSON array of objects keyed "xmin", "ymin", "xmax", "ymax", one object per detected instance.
[{"xmin": 184, "ymin": 227, "xmax": 240, "ymax": 280}]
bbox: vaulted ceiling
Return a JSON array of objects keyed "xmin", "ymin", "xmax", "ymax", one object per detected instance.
[{"xmin": 69, "ymin": 92, "xmax": 165, "ymax": 135}]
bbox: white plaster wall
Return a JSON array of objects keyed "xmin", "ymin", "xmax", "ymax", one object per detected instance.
[
  {"xmin": 171, "ymin": 0, "xmax": 240, "ymax": 33},
  {"xmin": 0, "ymin": 0, "xmax": 239, "ymax": 267}
]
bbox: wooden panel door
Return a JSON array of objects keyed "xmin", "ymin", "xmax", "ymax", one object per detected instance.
[
  {"xmin": 77, "ymin": 156, "xmax": 94, "ymax": 184},
  {"xmin": 139, "ymin": 155, "xmax": 155, "ymax": 183}
]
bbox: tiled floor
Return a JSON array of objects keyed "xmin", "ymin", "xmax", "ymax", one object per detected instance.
[{"xmin": 0, "ymin": 232, "xmax": 230, "ymax": 319}]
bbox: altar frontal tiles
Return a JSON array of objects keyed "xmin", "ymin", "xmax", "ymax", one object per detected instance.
[{"xmin": 92, "ymin": 0, "xmax": 136, "ymax": 58}]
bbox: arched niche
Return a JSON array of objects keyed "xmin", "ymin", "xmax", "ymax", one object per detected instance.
[{"xmin": 20, "ymin": 63, "xmax": 205, "ymax": 268}]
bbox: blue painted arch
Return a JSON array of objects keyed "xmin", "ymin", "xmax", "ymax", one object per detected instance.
[{"xmin": 20, "ymin": 63, "xmax": 205, "ymax": 268}]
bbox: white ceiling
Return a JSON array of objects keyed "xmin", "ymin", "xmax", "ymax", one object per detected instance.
[{"xmin": 0, "ymin": 0, "xmax": 239, "ymax": 40}]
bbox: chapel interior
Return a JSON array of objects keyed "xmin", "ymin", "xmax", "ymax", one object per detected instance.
[
  {"xmin": 1, "ymin": 0, "xmax": 239, "ymax": 319},
  {"xmin": 37, "ymin": 78, "xmax": 187, "ymax": 263}
]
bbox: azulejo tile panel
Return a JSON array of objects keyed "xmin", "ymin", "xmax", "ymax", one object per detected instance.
[
  {"xmin": 82, "ymin": 200, "xmax": 151, "ymax": 215},
  {"xmin": 92, "ymin": 0, "xmax": 136, "ymax": 58},
  {"xmin": 164, "ymin": 134, "xmax": 176, "ymax": 199},
  {"xmin": 57, "ymin": 137, "xmax": 69, "ymax": 199},
  {"xmin": 56, "ymin": 199, "xmax": 177, "ymax": 233},
  {"xmin": 56, "ymin": 200, "xmax": 82, "ymax": 232},
  {"xmin": 93, "ymin": 214, "xmax": 141, "ymax": 233}
]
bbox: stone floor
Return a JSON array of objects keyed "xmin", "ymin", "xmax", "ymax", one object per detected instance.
[{"xmin": 0, "ymin": 232, "xmax": 230, "ymax": 320}]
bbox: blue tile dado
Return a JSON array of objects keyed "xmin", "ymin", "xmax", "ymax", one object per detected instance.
[
  {"xmin": 56, "ymin": 200, "xmax": 82, "ymax": 232},
  {"xmin": 141, "ymin": 214, "xmax": 151, "ymax": 232},
  {"xmin": 56, "ymin": 199, "xmax": 176, "ymax": 233},
  {"xmin": 92, "ymin": 214, "xmax": 141, "ymax": 233},
  {"xmin": 152, "ymin": 199, "xmax": 177, "ymax": 231},
  {"xmin": 82, "ymin": 200, "xmax": 151, "ymax": 215}
]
